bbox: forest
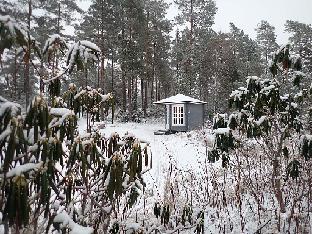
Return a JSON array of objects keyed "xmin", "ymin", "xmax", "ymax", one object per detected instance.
[{"xmin": 0, "ymin": 0, "xmax": 312, "ymax": 233}]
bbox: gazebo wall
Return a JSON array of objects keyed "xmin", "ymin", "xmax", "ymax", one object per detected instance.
[{"xmin": 187, "ymin": 103, "xmax": 205, "ymax": 130}]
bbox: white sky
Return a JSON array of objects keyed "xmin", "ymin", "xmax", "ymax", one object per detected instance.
[
  {"xmin": 77, "ymin": 0, "xmax": 312, "ymax": 44},
  {"xmin": 166, "ymin": 0, "xmax": 312, "ymax": 44}
]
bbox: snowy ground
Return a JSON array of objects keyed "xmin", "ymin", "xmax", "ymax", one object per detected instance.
[
  {"xmin": 97, "ymin": 119, "xmax": 208, "ymax": 194},
  {"xmin": 78, "ymin": 119, "xmax": 212, "ymax": 229},
  {"xmin": 103, "ymin": 120, "xmax": 209, "ymax": 232},
  {"xmin": 77, "ymin": 118, "xmax": 217, "ymax": 232},
  {"xmin": 78, "ymin": 118, "xmax": 295, "ymax": 233}
]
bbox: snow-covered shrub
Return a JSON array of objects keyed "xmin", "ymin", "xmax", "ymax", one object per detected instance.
[
  {"xmin": 118, "ymin": 109, "xmax": 144, "ymax": 123},
  {"xmin": 0, "ymin": 15, "xmax": 40, "ymax": 57},
  {"xmin": 63, "ymin": 85, "xmax": 113, "ymax": 131},
  {"xmin": 0, "ymin": 95, "xmax": 151, "ymax": 233},
  {"xmin": 205, "ymin": 44, "xmax": 312, "ymax": 232},
  {"xmin": 66, "ymin": 40, "xmax": 101, "ymax": 74}
]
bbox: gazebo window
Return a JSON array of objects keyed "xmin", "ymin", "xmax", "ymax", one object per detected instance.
[{"xmin": 172, "ymin": 104, "xmax": 185, "ymax": 126}]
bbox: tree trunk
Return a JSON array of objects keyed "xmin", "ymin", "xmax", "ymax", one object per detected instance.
[
  {"xmin": 141, "ymin": 77, "xmax": 145, "ymax": 114},
  {"xmin": 14, "ymin": 49, "xmax": 17, "ymax": 99},
  {"xmin": 121, "ymin": 24, "xmax": 126, "ymax": 111},
  {"xmin": 144, "ymin": 79, "xmax": 148, "ymax": 114},
  {"xmin": 190, "ymin": 0, "xmax": 194, "ymax": 38},
  {"xmin": 272, "ymin": 155, "xmax": 286, "ymax": 213},
  {"xmin": 128, "ymin": 74, "xmax": 132, "ymax": 114},
  {"xmin": 271, "ymin": 133, "xmax": 286, "ymax": 214},
  {"xmin": 100, "ymin": 56, "xmax": 105, "ymax": 91},
  {"xmin": 24, "ymin": 0, "xmax": 32, "ymax": 109},
  {"xmin": 100, "ymin": 0, "xmax": 105, "ymax": 91},
  {"xmin": 111, "ymin": 49, "xmax": 114, "ymax": 93},
  {"xmin": 151, "ymin": 42, "xmax": 156, "ymax": 104},
  {"xmin": 85, "ymin": 68, "xmax": 88, "ymax": 88},
  {"xmin": 155, "ymin": 77, "xmax": 158, "ymax": 101},
  {"xmin": 57, "ymin": 3, "xmax": 61, "ymax": 34},
  {"xmin": 134, "ymin": 75, "xmax": 138, "ymax": 111},
  {"xmin": 122, "ymin": 69, "xmax": 126, "ymax": 111}
]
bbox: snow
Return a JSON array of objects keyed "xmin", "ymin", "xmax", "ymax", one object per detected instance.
[
  {"xmin": 0, "ymin": 15, "xmax": 17, "ymax": 35},
  {"xmin": 49, "ymin": 107, "xmax": 75, "ymax": 128},
  {"xmin": 153, "ymin": 94, "xmax": 206, "ymax": 104},
  {"xmin": 71, "ymin": 116, "xmax": 312, "ymax": 233},
  {"xmin": 42, "ymin": 70, "xmax": 67, "ymax": 84},
  {"xmin": 42, "ymin": 34, "xmax": 66, "ymax": 54},
  {"xmin": 3, "ymin": 162, "xmax": 43, "ymax": 178},
  {"xmin": 280, "ymin": 94, "xmax": 289, "ymax": 100},
  {"xmin": 78, "ymin": 119, "xmax": 208, "ymax": 198},
  {"xmin": 290, "ymin": 102, "xmax": 298, "ymax": 108},
  {"xmin": 246, "ymin": 75, "xmax": 260, "ymax": 86},
  {"xmin": 230, "ymin": 88, "xmax": 247, "ymax": 100},
  {"xmin": 66, "ymin": 40, "xmax": 101, "ymax": 72},
  {"xmin": 100, "ymin": 93, "xmax": 112, "ymax": 102},
  {"xmin": 0, "ymin": 96, "xmax": 21, "ymax": 117},
  {"xmin": 260, "ymin": 84, "xmax": 276, "ymax": 93},
  {"xmin": 214, "ymin": 127, "xmax": 230, "ymax": 135},
  {"xmin": 255, "ymin": 116, "xmax": 267, "ymax": 126},
  {"xmin": 125, "ymin": 222, "xmax": 142, "ymax": 232},
  {"xmin": 74, "ymin": 90, "xmax": 86, "ymax": 100},
  {"xmin": 67, "ymin": 42, "xmax": 80, "ymax": 71},
  {"xmin": 32, "ymin": 8, "xmax": 46, "ymax": 17},
  {"xmin": 50, "ymin": 107, "xmax": 73, "ymax": 117},
  {"xmin": 0, "ymin": 14, "xmax": 31, "ymax": 43},
  {"xmin": 54, "ymin": 210, "xmax": 93, "ymax": 234},
  {"xmin": 80, "ymin": 40, "xmax": 101, "ymax": 53}
]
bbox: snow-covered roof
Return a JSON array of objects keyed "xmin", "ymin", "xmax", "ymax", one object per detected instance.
[{"xmin": 154, "ymin": 94, "xmax": 207, "ymax": 104}]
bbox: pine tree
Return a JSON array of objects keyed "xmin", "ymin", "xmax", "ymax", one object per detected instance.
[
  {"xmin": 173, "ymin": 0, "xmax": 217, "ymax": 96},
  {"xmin": 285, "ymin": 20, "xmax": 312, "ymax": 73},
  {"xmin": 256, "ymin": 20, "xmax": 279, "ymax": 73}
]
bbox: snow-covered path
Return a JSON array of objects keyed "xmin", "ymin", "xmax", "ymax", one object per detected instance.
[
  {"xmin": 98, "ymin": 120, "xmax": 208, "ymax": 196},
  {"xmin": 77, "ymin": 118, "xmax": 211, "ymax": 232}
]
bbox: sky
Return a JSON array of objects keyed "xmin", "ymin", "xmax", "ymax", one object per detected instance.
[
  {"xmin": 77, "ymin": 0, "xmax": 312, "ymax": 44},
  {"xmin": 166, "ymin": 0, "xmax": 312, "ymax": 44}
]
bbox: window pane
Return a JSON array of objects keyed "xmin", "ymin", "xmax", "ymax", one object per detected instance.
[{"xmin": 172, "ymin": 105, "xmax": 185, "ymax": 126}]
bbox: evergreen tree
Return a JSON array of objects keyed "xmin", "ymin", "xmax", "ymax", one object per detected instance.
[
  {"xmin": 173, "ymin": 0, "xmax": 217, "ymax": 96},
  {"xmin": 285, "ymin": 20, "xmax": 312, "ymax": 73},
  {"xmin": 256, "ymin": 20, "xmax": 279, "ymax": 73},
  {"xmin": 77, "ymin": 0, "xmax": 171, "ymax": 119},
  {"xmin": 230, "ymin": 23, "xmax": 262, "ymax": 79},
  {"xmin": 33, "ymin": 0, "xmax": 83, "ymax": 44}
]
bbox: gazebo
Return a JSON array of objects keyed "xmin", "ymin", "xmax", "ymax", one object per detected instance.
[{"xmin": 154, "ymin": 94, "xmax": 206, "ymax": 132}]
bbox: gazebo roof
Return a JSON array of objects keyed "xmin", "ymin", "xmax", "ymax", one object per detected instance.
[{"xmin": 153, "ymin": 94, "xmax": 207, "ymax": 104}]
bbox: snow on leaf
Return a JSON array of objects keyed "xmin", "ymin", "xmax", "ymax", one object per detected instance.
[
  {"xmin": 42, "ymin": 34, "xmax": 67, "ymax": 55},
  {"xmin": 214, "ymin": 127, "xmax": 230, "ymax": 135},
  {"xmin": 54, "ymin": 210, "xmax": 93, "ymax": 234},
  {"xmin": 255, "ymin": 116, "xmax": 267, "ymax": 126},
  {"xmin": 66, "ymin": 40, "xmax": 101, "ymax": 73},
  {"xmin": 3, "ymin": 162, "xmax": 43, "ymax": 178},
  {"xmin": 0, "ymin": 96, "xmax": 21, "ymax": 117},
  {"xmin": 80, "ymin": 40, "xmax": 101, "ymax": 52},
  {"xmin": 49, "ymin": 107, "xmax": 75, "ymax": 128}
]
